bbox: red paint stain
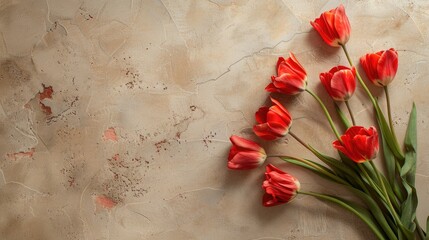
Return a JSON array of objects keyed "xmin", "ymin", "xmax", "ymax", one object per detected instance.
[
  {"xmin": 112, "ymin": 153, "xmax": 119, "ymax": 161},
  {"xmin": 39, "ymin": 103, "xmax": 52, "ymax": 115},
  {"xmin": 95, "ymin": 195, "xmax": 117, "ymax": 209},
  {"xmin": 103, "ymin": 127, "xmax": 118, "ymax": 141},
  {"xmin": 38, "ymin": 84, "xmax": 54, "ymax": 115},
  {"xmin": 39, "ymin": 84, "xmax": 53, "ymax": 100},
  {"xmin": 7, "ymin": 148, "xmax": 35, "ymax": 160}
]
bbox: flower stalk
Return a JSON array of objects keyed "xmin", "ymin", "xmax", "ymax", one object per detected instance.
[
  {"xmin": 345, "ymin": 101, "xmax": 356, "ymax": 125},
  {"xmin": 306, "ymin": 89, "xmax": 342, "ymax": 140}
]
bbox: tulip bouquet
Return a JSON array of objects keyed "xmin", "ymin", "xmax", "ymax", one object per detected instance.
[{"xmin": 227, "ymin": 5, "xmax": 428, "ymax": 240}]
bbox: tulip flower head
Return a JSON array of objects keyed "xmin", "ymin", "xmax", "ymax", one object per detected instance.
[
  {"xmin": 265, "ymin": 53, "xmax": 307, "ymax": 95},
  {"xmin": 227, "ymin": 135, "xmax": 267, "ymax": 170},
  {"xmin": 262, "ymin": 164, "xmax": 300, "ymax": 207},
  {"xmin": 360, "ymin": 48, "xmax": 398, "ymax": 87},
  {"xmin": 320, "ymin": 65, "xmax": 356, "ymax": 101},
  {"xmin": 311, "ymin": 4, "xmax": 351, "ymax": 47},
  {"xmin": 333, "ymin": 126, "xmax": 379, "ymax": 163},
  {"xmin": 253, "ymin": 98, "xmax": 292, "ymax": 141}
]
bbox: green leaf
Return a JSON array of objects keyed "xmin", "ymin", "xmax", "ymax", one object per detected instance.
[
  {"xmin": 381, "ymin": 129, "xmax": 397, "ymax": 186},
  {"xmin": 302, "ymin": 191, "xmax": 387, "ymax": 240},
  {"xmin": 374, "ymin": 102, "xmax": 404, "ymax": 160},
  {"xmin": 345, "ymin": 186, "xmax": 398, "ymax": 240},
  {"xmin": 282, "ymin": 157, "xmax": 348, "ymax": 185},
  {"xmin": 400, "ymin": 104, "xmax": 418, "ymax": 232},
  {"xmin": 403, "ymin": 103, "xmax": 417, "ymax": 186},
  {"xmin": 334, "ymin": 102, "xmax": 351, "ymax": 129},
  {"xmin": 308, "ymin": 146, "xmax": 356, "ymax": 178}
]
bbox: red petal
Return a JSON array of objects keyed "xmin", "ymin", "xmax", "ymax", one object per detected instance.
[
  {"xmin": 377, "ymin": 49, "xmax": 398, "ymax": 86},
  {"xmin": 270, "ymin": 98, "xmax": 290, "ymax": 117},
  {"xmin": 360, "ymin": 54, "xmax": 380, "ymax": 85},
  {"xmin": 229, "ymin": 135, "xmax": 264, "ymax": 153},
  {"xmin": 253, "ymin": 124, "xmax": 279, "ymax": 140},
  {"xmin": 276, "ymin": 57, "xmax": 286, "ymax": 73},
  {"xmin": 330, "ymin": 69, "xmax": 356, "ymax": 101},
  {"xmin": 228, "ymin": 145, "xmax": 239, "ymax": 161},
  {"xmin": 311, "ymin": 17, "xmax": 337, "ymax": 46},
  {"xmin": 265, "ymin": 82, "xmax": 278, "ymax": 93},
  {"xmin": 269, "ymin": 106, "xmax": 292, "ymax": 126},
  {"xmin": 266, "ymin": 164, "xmax": 284, "ymax": 174},
  {"xmin": 345, "ymin": 126, "xmax": 364, "ymax": 137},
  {"xmin": 287, "ymin": 52, "xmax": 307, "ymax": 78},
  {"xmin": 333, "ymin": 4, "xmax": 350, "ymax": 45},
  {"xmin": 255, "ymin": 107, "xmax": 269, "ymax": 124}
]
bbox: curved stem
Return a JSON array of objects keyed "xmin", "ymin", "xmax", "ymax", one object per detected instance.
[
  {"xmin": 368, "ymin": 162, "xmax": 403, "ymax": 228},
  {"xmin": 305, "ymin": 89, "xmax": 341, "ymax": 140},
  {"xmin": 289, "ymin": 131, "xmax": 312, "ymax": 152},
  {"xmin": 345, "ymin": 100, "xmax": 356, "ymax": 125},
  {"xmin": 369, "ymin": 162, "xmax": 400, "ymax": 211},
  {"xmin": 384, "ymin": 86, "xmax": 398, "ymax": 143},
  {"xmin": 299, "ymin": 191, "xmax": 387, "ymax": 240},
  {"xmin": 358, "ymin": 164, "xmax": 389, "ymax": 204},
  {"xmin": 277, "ymin": 156, "xmax": 350, "ymax": 186},
  {"xmin": 370, "ymin": 161, "xmax": 399, "ymax": 214}
]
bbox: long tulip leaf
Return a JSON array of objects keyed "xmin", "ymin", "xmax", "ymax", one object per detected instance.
[
  {"xmin": 345, "ymin": 186, "xmax": 398, "ymax": 240},
  {"xmin": 282, "ymin": 157, "xmax": 348, "ymax": 185},
  {"xmin": 400, "ymin": 103, "xmax": 418, "ymax": 232},
  {"xmin": 301, "ymin": 191, "xmax": 387, "ymax": 240},
  {"xmin": 381, "ymin": 129, "xmax": 397, "ymax": 186},
  {"xmin": 374, "ymin": 102, "xmax": 404, "ymax": 160}
]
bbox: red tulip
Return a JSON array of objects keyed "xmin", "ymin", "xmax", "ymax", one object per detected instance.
[
  {"xmin": 265, "ymin": 53, "xmax": 307, "ymax": 95},
  {"xmin": 333, "ymin": 126, "xmax": 379, "ymax": 163},
  {"xmin": 310, "ymin": 4, "xmax": 351, "ymax": 47},
  {"xmin": 262, "ymin": 164, "xmax": 300, "ymax": 207},
  {"xmin": 228, "ymin": 135, "xmax": 267, "ymax": 170},
  {"xmin": 253, "ymin": 98, "xmax": 292, "ymax": 141},
  {"xmin": 360, "ymin": 48, "xmax": 398, "ymax": 87},
  {"xmin": 320, "ymin": 65, "xmax": 356, "ymax": 101}
]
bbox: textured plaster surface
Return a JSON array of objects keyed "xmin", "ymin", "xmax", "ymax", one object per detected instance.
[{"xmin": 1, "ymin": 0, "xmax": 428, "ymax": 239}]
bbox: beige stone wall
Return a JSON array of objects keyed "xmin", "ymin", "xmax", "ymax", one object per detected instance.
[{"xmin": 0, "ymin": 0, "xmax": 428, "ymax": 239}]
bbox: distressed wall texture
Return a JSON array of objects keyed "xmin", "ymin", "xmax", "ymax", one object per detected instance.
[{"xmin": 1, "ymin": 0, "xmax": 428, "ymax": 239}]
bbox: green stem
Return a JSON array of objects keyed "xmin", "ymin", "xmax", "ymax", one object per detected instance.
[
  {"xmin": 368, "ymin": 161, "xmax": 403, "ymax": 231},
  {"xmin": 364, "ymin": 161, "xmax": 406, "ymax": 239},
  {"xmin": 289, "ymin": 132, "xmax": 331, "ymax": 160},
  {"xmin": 289, "ymin": 131, "xmax": 313, "ymax": 152},
  {"xmin": 384, "ymin": 86, "xmax": 399, "ymax": 145},
  {"xmin": 299, "ymin": 191, "xmax": 387, "ymax": 240},
  {"xmin": 305, "ymin": 89, "xmax": 341, "ymax": 140},
  {"xmin": 358, "ymin": 164, "xmax": 389, "ymax": 204},
  {"xmin": 345, "ymin": 100, "xmax": 356, "ymax": 125},
  {"xmin": 278, "ymin": 156, "xmax": 350, "ymax": 186}
]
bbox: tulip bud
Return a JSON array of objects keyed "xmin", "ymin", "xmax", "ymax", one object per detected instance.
[
  {"xmin": 253, "ymin": 98, "xmax": 292, "ymax": 141},
  {"xmin": 311, "ymin": 4, "xmax": 351, "ymax": 47},
  {"xmin": 320, "ymin": 66, "xmax": 356, "ymax": 101},
  {"xmin": 228, "ymin": 135, "xmax": 267, "ymax": 170},
  {"xmin": 333, "ymin": 126, "xmax": 379, "ymax": 163},
  {"xmin": 265, "ymin": 53, "xmax": 307, "ymax": 95},
  {"xmin": 360, "ymin": 48, "xmax": 398, "ymax": 87},
  {"xmin": 262, "ymin": 164, "xmax": 300, "ymax": 207}
]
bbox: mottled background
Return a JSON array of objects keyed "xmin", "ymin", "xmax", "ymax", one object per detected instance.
[{"xmin": 0, "ymin": 0, "xmax": 428, "ymax": 239}]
